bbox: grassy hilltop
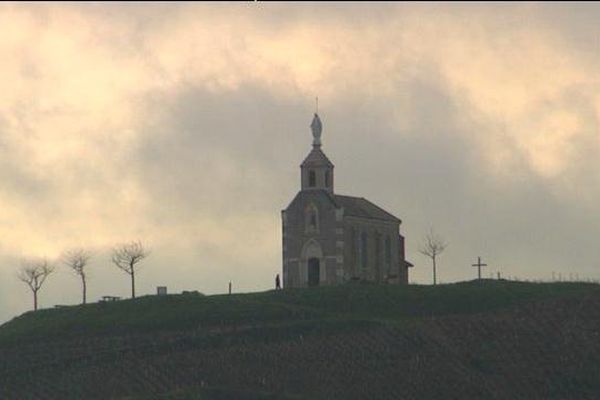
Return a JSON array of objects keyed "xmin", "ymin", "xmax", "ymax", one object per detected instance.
[{"xmin": 1, "ymin": 280, "xmax": 599, "ymax": 399}]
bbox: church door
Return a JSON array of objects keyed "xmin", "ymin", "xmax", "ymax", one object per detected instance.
[{"xmin": 308, "ymin": 258, "xmax": 320, "ymax": 287}]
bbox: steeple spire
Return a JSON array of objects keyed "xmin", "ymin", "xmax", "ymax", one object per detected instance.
[{"xmin": 301, "ymin": 111, "xmax": 334, "ymax": 193}]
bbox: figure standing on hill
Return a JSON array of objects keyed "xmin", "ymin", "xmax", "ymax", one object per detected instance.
[{"xmin": 275, "ymin": 274, "xmax": 281, "ymax": 290}]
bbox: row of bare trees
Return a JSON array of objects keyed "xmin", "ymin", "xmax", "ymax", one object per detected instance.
[
  {"xmin": 17, "ymin": 230, "xmax": 446, "ymax": 311},
  {"xmin": 17, "ymin": 241, "xmax": 150, "ymax": 311}
]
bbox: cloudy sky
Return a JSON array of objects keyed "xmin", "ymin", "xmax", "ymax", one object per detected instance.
[{"xmin": 1, "ymin": 2, "xmax": 600, "ymax": 323}]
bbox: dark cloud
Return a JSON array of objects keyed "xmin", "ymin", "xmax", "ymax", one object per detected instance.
[{"xmin": 2, "ymin": 3, "xmax": 600, "ymax": 323}]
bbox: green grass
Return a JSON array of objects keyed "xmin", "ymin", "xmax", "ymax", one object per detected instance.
[
  {"xmin": 2, "ymin": 280, "xmax": 600, "ymax": 400},
  {"xmin": 1, "ymin": 279, "xmax": 596, "ymax": 347},
  {"xmin": 255, "ymin": 279, "xmax": 598, "ymax": 318}
]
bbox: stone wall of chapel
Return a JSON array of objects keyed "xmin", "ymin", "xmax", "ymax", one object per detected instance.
[
  {"xmin": 282, "ymin": 193, "xmax": 342, "ymax": 288},
  {"xmin": 343, "ymin": 217, "xmax": 401, "ymax": 283},
  {"xmin": 398, "ymin": 234, "xmax": 409, "ymax": 284}
]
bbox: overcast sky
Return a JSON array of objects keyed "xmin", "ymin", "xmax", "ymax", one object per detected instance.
[{"xmin": 1, "ymin": 2, "xmax": 600, "ymax": 323}]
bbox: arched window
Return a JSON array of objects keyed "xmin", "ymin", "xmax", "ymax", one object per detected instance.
[
  {"xmin": 385, "ymin": 236, "xmax": 392, "ymax": 268},
  {"xmin": 325, "ymin": 170, "xmax": 330, "ymax": 187},
  {"xmin": 361, "ymin": 231, "xmax": 368, "ymax": 270},
  {"xmin": 305, "ymin": 203, "xmax": 319, "ymax": 233},
  {"xmin": 310, "ymin": 213, "xmax": 317, "ymax": 229},
  {"xmin": 309, "ymin": 171, "xmax": 316, "ymax": 187}
]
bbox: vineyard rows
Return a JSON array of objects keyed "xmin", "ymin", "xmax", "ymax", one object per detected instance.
[{"xmin": 1, "ymin": 293, "xmax": 600, "ymax": 399}]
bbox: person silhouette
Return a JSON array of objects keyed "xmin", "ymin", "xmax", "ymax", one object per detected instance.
[{"xmin": 275, "ymin": 274, "xmax": 281, "ymax": 290}]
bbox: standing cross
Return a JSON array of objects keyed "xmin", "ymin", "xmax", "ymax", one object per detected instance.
[{"xmin": 472, "ymin": 256, "xmax": 487, "ymax": 280}]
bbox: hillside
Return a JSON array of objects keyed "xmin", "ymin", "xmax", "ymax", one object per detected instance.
[{"xmin": 1, "ymin": 280, "xmax": 599, "ymax": 399}]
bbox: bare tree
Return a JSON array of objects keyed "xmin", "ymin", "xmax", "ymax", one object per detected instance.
[
  {"xmin": 111, "ymin": 241, "xmax": 150, "ymax": 298},
  {"xmin": 18, "ymin": 259, "xmax": 55, "ymax": 311},
  {"xmin": 62, "ymin": 249, "xmax": 93, "ymax": 304},
  {"xmin": 419, "ymin": 228, "xmax": 447, "ymax": 285}
]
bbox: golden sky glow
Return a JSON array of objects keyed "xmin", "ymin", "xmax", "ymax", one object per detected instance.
[{"xmin": 1, "ymin": 2, "xmax": 600, "ymax": 322}]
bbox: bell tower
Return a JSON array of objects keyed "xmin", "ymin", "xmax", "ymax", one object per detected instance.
[{"xmin": 300, "ymin": 113, "xmax": 334, "ymax": 193}]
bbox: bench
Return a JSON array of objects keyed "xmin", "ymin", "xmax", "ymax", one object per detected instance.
[{"xmin": 100, "ymin": 296, "xmax": 121, "ymax": 302}]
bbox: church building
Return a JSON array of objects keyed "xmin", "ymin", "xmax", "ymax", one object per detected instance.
[{"xmin": 281, "ymin": 113, "xmax": 412, "ymax": 288}]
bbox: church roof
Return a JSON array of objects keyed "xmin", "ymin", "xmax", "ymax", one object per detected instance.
[
  {"xmin": 300, "ymin": 147, "xmax": 334, "ymax": 167},
  {"xmin": 332, "ymin": 194, "xmax": 401, "ymax": 223},
  {"xmin": 285, "ymin": 190, "xmax": 400, "ymax": 223},
  {"xmin": 284, "ymin": 189, "xmax": 335, "ymax": 212}
]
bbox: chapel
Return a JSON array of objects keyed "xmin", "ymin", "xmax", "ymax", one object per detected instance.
[{"xmin": 281, "ymin": 113, "xmax": 412, "ymax": 287}]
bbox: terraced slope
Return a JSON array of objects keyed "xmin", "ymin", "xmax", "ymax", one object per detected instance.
[{"xmin": 1, "ymin": 281, "xmax": 598, "ymax": 399}]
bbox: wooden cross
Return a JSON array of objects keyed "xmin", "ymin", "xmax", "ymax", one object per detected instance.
[{"xmin": 472, "ymin": 256, "xmax": 487, "ymax": 280}]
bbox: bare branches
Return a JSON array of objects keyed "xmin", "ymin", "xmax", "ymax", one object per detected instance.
[
  {"xmin": 419, "ymin": 228, "xmax": 447, "ymax": 259},
  {"xmin": 111, "ymin": 241, "xmax": 150, "ymax": 298},
  {"xmin": 62, "ymin": 248, "xmax": 93, "ymax": 304},
  {"xmin": 18, "ymin": 259, "xmax": 55, "ymax": 292},
  {"xmin": 62, "ymin": 248, "xmax": 92, "ymax": 277},
  {"xmin": 18, "ymin": 258, "xmax": 55, "ymax": 311},
  {"xmin": 111, "ymin": 241, "xmax": 150, "ymax": 274},
  {"xmin": 419, "ymin": 228, "xmax": 447, "ymax": 285}
]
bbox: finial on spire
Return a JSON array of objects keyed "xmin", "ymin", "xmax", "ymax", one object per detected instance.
[
  {"xmin": 310, "ymin": 112, "xmax": 322, "ymax": 147},
  {"xmin": 316, "ymin": 96, "xmax": 319, "ymax": 114}
]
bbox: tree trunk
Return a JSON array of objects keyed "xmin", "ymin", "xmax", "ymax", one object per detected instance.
[
  {"xmin": 131, "ymin": 269, "xmax": 136, "ymax": 299},
  {"xmin": 433, "ymin": 255, "xmax": 437, "ymax": 285},
  {"xmin": 82, "ymin": 275, "xmax": 87, "ymax": 305},
  {"xmin": 33, "ymin": 290, "xmax": 38, "ymax": 311}
]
